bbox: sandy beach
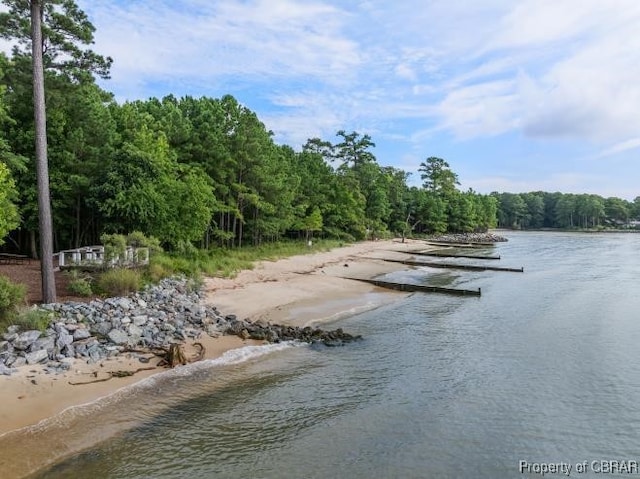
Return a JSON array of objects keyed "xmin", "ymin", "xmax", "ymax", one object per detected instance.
[{"xmin": 0, "ymin": 239, "xmax": 429, "ymax": 444}]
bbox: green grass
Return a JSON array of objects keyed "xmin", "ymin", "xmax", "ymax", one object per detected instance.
[
  {"xmin": 1, "ymin": 308, "xmax": 53, "ymax": 333},
  {"xmin": 0, "ymin": 274, "xmax": 26, "ymax": 321},
  {"xmin": 96, "ymin": 268, "xmax": 142, "ymax": 296},
  {"xmin": 146, "ymin": 238, "xmax": 346, "ymax": 281}
]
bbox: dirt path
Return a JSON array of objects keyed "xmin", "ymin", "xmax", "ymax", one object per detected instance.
[{"xmin": 0, "ymin": 261, "xmax": 90, "ymax": 305}]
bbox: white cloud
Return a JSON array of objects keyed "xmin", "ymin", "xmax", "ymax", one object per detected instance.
[
  {"xmin": 594, "ymin": 138, "xmax": 640, "ymax": 159},
  {"xmin": 2, "ymin": 0, "xmax": 636, "ymax": 196}
]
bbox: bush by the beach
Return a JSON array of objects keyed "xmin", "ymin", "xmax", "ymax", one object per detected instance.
[
  {"xmin": 0, "ymin": 275, "xmax": 26, "ymax": 322},
  {"xmin": 7, "ymin": 308, "xmax": 51, "ymax": 332},
  {"xmin": 146, "ymin": 239, "xmax": 345, "ymax": 280},
  {"xmin": 96, "ymin": 268, "xmax": 142, "ymax": 296},
  {"xmin": 65, "ymin": 270, "xmax": 94, "ymax": 297}
]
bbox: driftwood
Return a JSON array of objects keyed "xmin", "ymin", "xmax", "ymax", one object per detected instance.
[
  {"xmin": 68, "ymin": 342, "xmax": 209, "ymax": 386},
  {"xmin": 157, "ymin": 343, "xmax": 187, "ymax": 368},
  {"xmin": 123, "ymin": 341, "xmax": 206, "ymax": 368},
  {"xmin": 68, "ymin": 367, "xmax": 156, "ymax": 386}
]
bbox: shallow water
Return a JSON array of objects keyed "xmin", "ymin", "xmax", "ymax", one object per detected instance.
[{"xmin": 16, "ymin": 232, "xmax": 640, "ymax": 478}]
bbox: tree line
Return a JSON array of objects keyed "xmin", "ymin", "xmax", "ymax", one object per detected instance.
[
  {"xmin": 0, "ymin": 1, "xmax": 498, "ymax": 257},
  {"xmin": 492, "ymin": 191, "xmax": 640, "ymax": 230}
]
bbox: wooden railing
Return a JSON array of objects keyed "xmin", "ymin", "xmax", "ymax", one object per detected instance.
[{"xmin": 55, "ymin": 246, "xmax": 149, "ymax": 269}]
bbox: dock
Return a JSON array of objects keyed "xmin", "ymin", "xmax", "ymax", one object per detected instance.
[
  {"xmin": 423, "ymin": 241, "xmax": 495, "ymax": 249},
  {"xmin": 378, "ymin": 258, "xmax": 524, "ymax": 273},
  {"xmin": 344, "ymin": 277, "xmax": 481, "ymax": 296},
  {"xmin": 400, "ymin": 251, "xmax": 501, "ymax": 260}
]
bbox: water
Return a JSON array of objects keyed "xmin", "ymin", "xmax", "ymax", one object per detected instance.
[{"xmin": 17, "ymin": 232, "xmax": 640, "ymax": 478}]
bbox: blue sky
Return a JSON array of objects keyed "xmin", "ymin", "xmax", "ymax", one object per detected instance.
[{"xmin": 8, "ymin": 1, "xmax": 640, "ymax": 199}]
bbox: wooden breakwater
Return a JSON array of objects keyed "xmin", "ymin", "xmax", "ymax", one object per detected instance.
[
  {"xmin": 379, "ymin": 258, "xmax": 523, "ymax": 273},
  {"xmin": 344, "ymin": 277, "xmax": 481, "ymax": 296},
  {"xmin": 423, "ymin": 241, "xmax": 495, "ymax": 249},
  {"xmin": 402, "ymin": 251, "xmax": 501, "ymax": 260}
]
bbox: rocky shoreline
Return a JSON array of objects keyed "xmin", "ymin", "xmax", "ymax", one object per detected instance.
[
  {"xmin": 0, "ymin": 277, "xmax": 361, "ymax": 376},
  {"xmin": 429, "ymin": 232, "xmax": 508, "ymax": 243}
]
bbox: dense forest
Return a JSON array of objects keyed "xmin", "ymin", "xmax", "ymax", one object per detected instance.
[
  {"xmin": 0, "ymin": 1, "xmax": 499, "ymax": 257},
  {"xmin": 0, "ymin": 1, "xmax": 638, "ymax": 260},
  {"xmin": 492, "ymin": 192, "xmax": 640, "ymax": 230}
]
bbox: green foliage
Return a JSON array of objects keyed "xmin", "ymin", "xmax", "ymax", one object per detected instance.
[
  {"xmin": 148, "ymin": 239, "xmax": 344, "ymax": 280},
  {"xmin": 65, "ymin": 270, "xmax": 93, "ymax": 296},
  {"xmin": 0, "ymin": 160, "xmax": 19, "ymax": 244},
  {"xmin": 492, "ymin": 191, "xmax": 631, "ymax": 230},
  {"xmin": 126, "ymin": 230, "xmax": 163, "ymax": 253},
  {"xmin": 2, "ymin": 2, "xmax": 504, "ymax": 253},
  {"xmin": 100, "ymin": 232, "xmax": 127, "ymax": 264},
  {"xmin": 2, "ymin": 308, "xmax": 52, "ymax": 333},
  {"xmin": 146, "ymin": 261, "xmax": 172, "ymax": 283},
  {"xmin": 96, "ymin": 268, "xmax": 141, "ymax": 297},
  {"xmin": 0, "ymin": 0, "xmax": 112, "ymax": 81},
  {"xmin": 0, "ymin": 274, "xmax": 26, "ymax": 320},
  {"xmin": 419, "ymin": 157, "xmax": 460, "ymax": 198}
]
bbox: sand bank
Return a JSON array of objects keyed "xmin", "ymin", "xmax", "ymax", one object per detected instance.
[{"xmin": 0, "ymin": 239, "xmax": 429, "ymax": 439}]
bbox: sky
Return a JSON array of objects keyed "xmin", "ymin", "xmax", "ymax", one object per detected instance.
[{"xmin": 6, "ymin": 0, "xmax": 640, "ymax": 200}]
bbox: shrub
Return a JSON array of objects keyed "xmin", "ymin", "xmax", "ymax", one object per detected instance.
[
  {"xmin": 101, "ymin": 233, "xmax": 127, "ymax": 265},
  {"xmin": 97, "ymin": 268, "xmax": 141, "ymax": 297},
  {"xmin": 0, "ymin": 275, "xmax": 26, "ymax": 320},
  {"xmin": 68, "ymin": 277, "xmax": 93, "ymax": 296},
  {"xmin": 8, "ymin": 308, "xmax": 52, "ymax": 332},
  {"xmin": 146, "ymin": 262, "xmax": 171, "ymax": 283},
  {"xmin": 65, "ymin": 270, "xmax": 94, "ymax": 297}
]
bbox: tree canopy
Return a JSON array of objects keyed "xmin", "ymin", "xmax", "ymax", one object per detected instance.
[{"xmin": 0, "ymin": 1, "xmax": 636, "ymax": 256}]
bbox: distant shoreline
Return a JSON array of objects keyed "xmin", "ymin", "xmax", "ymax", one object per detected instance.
[{"xmin": 494, "ymin": 228, "xmax": 640, "ymax": 234}]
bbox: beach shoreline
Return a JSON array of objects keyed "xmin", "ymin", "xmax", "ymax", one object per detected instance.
[
  {"xmin": 0, "ymin": 238, "xmax": 439, "ymax": 479},
  {"xmin": 0, "ymin": 239, "xmax": 430, "ymax": 441}
]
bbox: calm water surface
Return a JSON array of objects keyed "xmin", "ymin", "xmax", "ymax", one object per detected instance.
[{"xmin": 19, "ymin": 232, "xmax": 640, "ymax": 478}]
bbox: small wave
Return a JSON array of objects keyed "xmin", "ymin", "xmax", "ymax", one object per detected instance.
[{"xmin": 1, "ymin": 341, "xmax": 301, "ymax": 439}]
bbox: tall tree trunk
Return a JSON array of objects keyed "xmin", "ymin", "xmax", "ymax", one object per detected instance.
[{"xmin": 31, "ymin": 0, "xmax": 56, "ymax": 303}]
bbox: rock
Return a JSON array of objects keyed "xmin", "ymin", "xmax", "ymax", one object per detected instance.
[
  {"xmin": 10, "ymin": 357, "xmax": 26, "ymax": 368},
  {"xmin": 13, "ymin": 330, "xmax": 42, "ymax": 350},
  {"xmin": 91, "ymin": 321, "xmax": 113, "ymax": 337},
  {"xmin": 73, "ymin": 328, "xmax": 91, "ymax": 341},
  {"xmin": 107, "ymin": 329, "xmax": 129, "ymax": 345},
  {"xmin": 55, "ymin": 330, "xmax": 73, "ymax": 349},
  {"xmin": 25, "ymin": 349, "xmax": 49, "ymax": 364},
  {"xmin": 30, "ymin": 336, "xmax": 55, "ymax": 354},
  {"xmin": 0, "ymin": 276, "xmax": 364, "ymax": 374},
  {"xmin": 2, "ymin": 331, "xmax": 18, "ymax": 342},
  {"xmin": 128, "ymin": 324, "xmax": 143, "ymax": 338},
  {"xmin": 0, "ymin": 363, "xmax": 15, "ymax": 376},
  {"xmin": 62, "ymin": 344, "xmax": 75, "ymax": 358},
  {"xmin": 0, "ymin": 341, "xmax": 13, "ymax": 354},
  {"xmin": 133, "ymin": 315, "xmax": 148, "ymax": 326}
]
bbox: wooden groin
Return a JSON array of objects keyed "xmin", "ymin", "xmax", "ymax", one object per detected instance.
[
  {"xmin": 423, "ymin": 241, "xmax": 495, "ymax": 249},
  {"xmin": 379, "ymin": 258, "xmax": 523, "ymax": 273},
  {"xmin": 403, "ymin": 251, "xmax": 501, "ymax": 260},
  {"xmin": 344, "ymin": 277, "xmax": 481, "ymax": 296}
]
